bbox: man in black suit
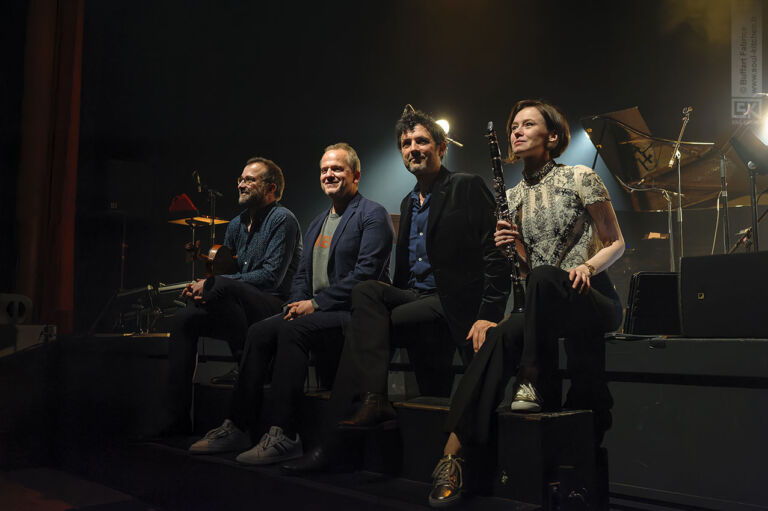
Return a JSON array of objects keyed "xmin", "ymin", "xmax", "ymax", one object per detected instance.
[{"xmin": 283, "ymin": 109, "xmax": 509, "ymax": 473}]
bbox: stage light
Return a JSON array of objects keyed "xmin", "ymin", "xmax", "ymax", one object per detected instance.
[
  {"xmin": 560, "ymin": 129, "xmax": 597, "ymax": 167},
  {"xmin": 436, "ymin": 119, "xmax": 450, "ymax": 134},
  {"xmin": 559, "ymin": 128, "xmax": 628, "ymax": 210},
  {"xmin": 758, "ymin": 114, "xmax": 768, "ymax": 146},
  {"xmin": 732, "ymin": 126, "xmax": 768, "ymax": 174},
  {"xmin": 730, "ymin": 124, "xmax": 768, "ymax": 251}
]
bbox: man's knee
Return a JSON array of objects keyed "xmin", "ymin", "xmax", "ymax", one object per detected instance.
[
  {"xmin": 244, "ymin": 318, "xmax": 280, "ymax": 354},
  {"xmin": 202, "ymin": 274, "xmax": 240, "ymax": 303},
  {"xmin": 171, "ymin": 306, "xmax": 206, "ymax": 337},
  {"xmin": 275, "ymin": 320, "xmax": 310, "ymax": 352},
  {"xmin": 350, "ymin": 280, "xmax": 386, "ymax": 306}
]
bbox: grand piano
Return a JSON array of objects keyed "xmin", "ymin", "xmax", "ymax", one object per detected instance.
[{"xmin": 581, "ymin": 107, "xmax": 768, "ymax": 212}]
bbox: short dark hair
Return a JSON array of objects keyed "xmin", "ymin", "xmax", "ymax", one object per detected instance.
[
  {"xmin": 394, "ymin": 109, "xmax": 447, "ymax": 149},
  {"xmin": 505, "ymin": 99, "xmax": 570, "ymax": 161},
  {"xmin": 245, "ymin": 156, "xmax": 285, "ymax": 200},
  {"xmin": 322, "ymin": 142, "xmax": 361, "ymax": 173}
]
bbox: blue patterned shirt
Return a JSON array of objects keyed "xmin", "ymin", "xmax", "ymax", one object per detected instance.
[{"xmin": 221, "ymin": 202, "xmax": 302, "ymax": 299}]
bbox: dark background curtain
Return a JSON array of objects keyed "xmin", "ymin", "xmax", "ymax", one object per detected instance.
[{"xmin": 14, "ymin": 0, "xmax": 84, "ymax": 334}]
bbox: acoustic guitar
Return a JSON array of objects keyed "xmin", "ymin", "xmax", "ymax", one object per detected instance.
[{"xmin": 185, "ymin": 241, "xmax": 238, "ymax": 276}]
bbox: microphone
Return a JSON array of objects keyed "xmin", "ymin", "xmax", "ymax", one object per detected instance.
[
  {"xmin": 192, "ymin": 171, "xmax": 202, "ymax": 193},
  {"xmin": 668, "ymin": 107, "xmax": 694, "ymax": 168}
]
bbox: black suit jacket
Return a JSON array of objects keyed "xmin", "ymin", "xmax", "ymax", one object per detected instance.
[{"xmin": 393, "ymin": 167, "xmax": 510, "ymax": 343}]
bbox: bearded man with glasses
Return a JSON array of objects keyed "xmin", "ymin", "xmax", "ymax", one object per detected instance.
[{"xmin": 164, "ymin": 157, "xmax": 302, "ymax": 435}]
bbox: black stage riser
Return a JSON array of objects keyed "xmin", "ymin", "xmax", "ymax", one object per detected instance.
[
  {"xmin": 4, "ymin": 335, "xmax": 768, "ymax": 510},
  {"xmin": 603, "ymin": 337, "xmax": 768, "ymax": 510}
]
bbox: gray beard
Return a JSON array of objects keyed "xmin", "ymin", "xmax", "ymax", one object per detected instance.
[
  {"xmin": 238, "ymin": 184, "xmax": 266, "ymax": 208},
  {"xmin": 239, "ymin": 194, "xmax": 261, "ymax": 208}
]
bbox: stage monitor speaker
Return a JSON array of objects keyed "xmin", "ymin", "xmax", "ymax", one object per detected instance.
[
  {"xmin": 680, "ymin": 253, "xmax": 768, "ymax": 338},
  {"xmin": 624, "ymin": 272, "xmax": 680, "ymax": 335}
]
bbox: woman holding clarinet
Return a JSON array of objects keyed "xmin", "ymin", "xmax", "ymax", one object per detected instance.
[{"xmin": 428, "ymin": 99, "xmax": 625, "ymax": 508}]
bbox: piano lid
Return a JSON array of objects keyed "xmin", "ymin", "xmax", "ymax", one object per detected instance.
[{"xmin": 581, "ymin": 107, "xmax": 768, "ymax": 211}]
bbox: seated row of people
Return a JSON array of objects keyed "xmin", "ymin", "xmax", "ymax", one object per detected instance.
[{"xmin": 164, "ymin": 101, "xmax": 624, "ymax": 508}]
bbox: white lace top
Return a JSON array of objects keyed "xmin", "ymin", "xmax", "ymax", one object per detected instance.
[{"xmin": 505, "ymin": 164, "xmax": 610, "ymax": 271}]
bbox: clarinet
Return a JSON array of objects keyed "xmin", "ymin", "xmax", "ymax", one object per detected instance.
[{"xmin": 486, "ymin": 121, "xmax": 525, "ymax": 312}]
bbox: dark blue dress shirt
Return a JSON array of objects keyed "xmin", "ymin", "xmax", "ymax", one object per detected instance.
[{"xmin": 407, "ymin": 187, "xmax": 436, "ymax": 291}]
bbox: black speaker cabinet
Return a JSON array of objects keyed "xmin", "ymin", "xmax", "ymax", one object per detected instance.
[
  {"xmin": 494, "ymin": 410, "xmax": 596, "ymax": 509},
  {"xmin": 680, "ymin": 253, "xmax": 768, "ymax": 338},
  {"xmin": 624, "ymin": 272, "xmax": 680, "ymax": 335}
]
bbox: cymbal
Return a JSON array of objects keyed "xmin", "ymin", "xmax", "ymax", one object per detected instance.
[{"xmin": 168, "ymin": 216, "xmax": 229, "ymax": 227}]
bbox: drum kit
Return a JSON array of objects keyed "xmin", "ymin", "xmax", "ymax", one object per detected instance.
[
  {"xmin": 166, "ymin": 174, "xmax": 240, "ymax": 294},
  {"xmin": 92, "ymin": 173, "xmax": 234, "ymax": 334}
]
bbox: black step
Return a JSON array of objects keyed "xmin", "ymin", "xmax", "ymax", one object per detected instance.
[{"xmin": 63, "ymin": 438, "xmax": 537, "ymax": 511}]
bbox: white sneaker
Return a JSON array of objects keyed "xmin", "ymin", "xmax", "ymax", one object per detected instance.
[
  {"xmin": 235, "ymin": 426, "xmax": 302, "ymax": 465},
  {"xmin": 509, "ymin": 382, "xmax": 542, "ymax": 412},
  {"xmin": 188, "ymin": 419, "xmax": 251, "ymax": 454}
]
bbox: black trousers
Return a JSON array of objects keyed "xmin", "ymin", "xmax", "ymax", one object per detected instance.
[
  {"xmin": 229, "ymin": 310, "xmax": 348, "ymax": 438},
  {"xmin": 166, "ymin": 277, "xmax": 283, "ymax": 428},
  {"xmin": 446, "ymin": 265, "xmax": 622, "ymax": 447},
  {"xmin": 326, "ymin": 280, "xmax": 448, "ymax": 424}
]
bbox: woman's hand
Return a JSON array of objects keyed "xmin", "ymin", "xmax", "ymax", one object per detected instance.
[
  {"xmin": 568, "ymin": 264, "xmax": 592, "ymax": 294},
  {"xmin": 466, "ymin": 319, "xmax": 498, "ymax": 352},
  {"xmin": 494, "ymin": 220, "xmax": 520, "ymax": 248}
]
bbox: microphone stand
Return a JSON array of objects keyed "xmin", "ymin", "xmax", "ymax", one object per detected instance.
[
  {"xmin": 668, "ymin": 107, "xmax": 693, "ymax": 269},
  {"xmin": 662, "ymin": 190, "xmax": 675, "ymax": 272},
  {"xmin": 193, "ymin": 170, "xmax": 224, "ymax": 250},
  {"xmin": 747, "ymin": 162, "xmax": 760, "ymax": 251},
  {"xmin": 191, "ymin": 171, "xmax": 225, "ymax": 278},
  {"xmin": 719, "ymin": 154, "xmax": 731, "ymax": 254},
  {"xmin": 594, "ymin": 151, "xmax": 678, "ymax": 272},
  {"xmin": 207, "ymin": 187, "xmax": 223, "ymax": 249},
  {"xmin": 728, "ymin": 207, "xmax": 767, "ymax": 254}
]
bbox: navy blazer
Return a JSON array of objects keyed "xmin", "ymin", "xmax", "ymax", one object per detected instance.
[{"xmin": 287, "ymin": 193, "xmax": 394, "ymax": 311}]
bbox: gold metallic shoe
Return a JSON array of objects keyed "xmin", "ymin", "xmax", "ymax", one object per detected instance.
[
  {"xmin": 509, "ymin": 381, "xmax": 542, "ymax": 412},
  {"xmin": 428, "ymin": 454, "xmax": 464, "ymax": 508}
]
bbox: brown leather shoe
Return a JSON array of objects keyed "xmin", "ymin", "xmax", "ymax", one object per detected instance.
[
  {"xmin": 428, "ymin": 454, "xmax": 465, "ymax": 508},
  {"xmin": 337, "ymin": 392, "xmax": 397, "ymax": 430},
  {"xmin": 210, "ymin": 367, "xmax": 239, "ymax": 386}
]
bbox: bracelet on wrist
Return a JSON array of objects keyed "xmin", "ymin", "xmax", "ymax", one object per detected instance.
[{"xmin": 583, "ymin": 262, "xmax": 596, "ymax": 276}]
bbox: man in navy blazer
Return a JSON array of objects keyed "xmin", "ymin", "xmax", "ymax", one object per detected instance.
[{"xmin": 188, "ymin": 142, "xmax": 394, "ymax": 464}]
